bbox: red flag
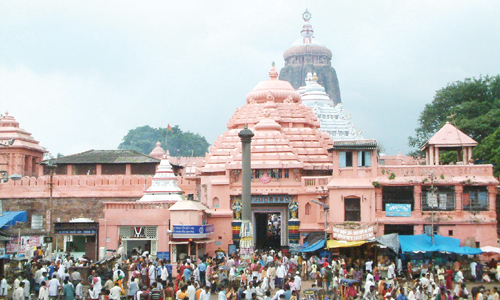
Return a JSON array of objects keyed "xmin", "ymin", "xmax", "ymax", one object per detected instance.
[{"xmin": 167, "ymin": 124, "xmax": 173, "ymax": 132}]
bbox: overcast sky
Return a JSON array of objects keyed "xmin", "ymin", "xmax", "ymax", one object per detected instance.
[{"xmin": 1, "ymin": 1, "xmax": 499, "ymax": 156}]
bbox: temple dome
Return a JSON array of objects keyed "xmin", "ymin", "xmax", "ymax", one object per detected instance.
[
  {"xmin": 149, "ymin": 141, "xmax": 165, "ymax": 159},
  {"xmin": 0, "ymin": 112, "xmax": 45, "ymax": 152},
  {"xmin": 202, "ymin": 65, "xmax": 333, "ymax": 173},
  {"xmin": 246, "ymin": 64, "xmax": 302, "ymax": 104}
]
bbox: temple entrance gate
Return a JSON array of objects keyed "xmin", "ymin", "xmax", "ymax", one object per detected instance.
[{"xmin": 252, "ymin": 206, "xmax": 288, "ymax": 248}]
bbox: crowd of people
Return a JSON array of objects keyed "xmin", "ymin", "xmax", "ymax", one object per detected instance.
[{"xmin": 2, "ymin": 248, "xmax": 499, "ymax": 300}]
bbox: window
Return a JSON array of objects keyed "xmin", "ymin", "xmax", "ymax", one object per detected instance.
[
  {"xmin": 131, "ymin": 164, "xmax": 157, "ymax": 175},
  {"xmin": 73, "ymin": 164, "xmax": 96, "ymax": 175},
  {"xmin": 384, "ymin": 224, "xmax": 414, "ymax": 235},
  {"xmin": 345, "ymin": 198, "xmax": 361, "ymax": 221},
  {"xmin": 357, "ymin": 151, "xmax": 371, "ymax": 167},
  {"xmin": 101, "ymin": 164, "xmax": 126, "ymax": 175},
  {"xmin": 382, "ymin": 186, "xmax": 414, "ymax": 211},
  {"xmin": 449, "ymin": 230, "xmax": 453, "ymax": 236},
  {"xmin": 421, "ymin": 186, "xmax": 455, "ymax": 211},
  {"xmin": 31, "ymin": 214, "xmax": 43, "ymax": 230},
  {"xmin": 213, "ymin": 197, "xmax": 219, "ymax": 208},
  {"xmin": 305, "ymin": 203, "xmax": 311, "ymax": 216},
  {"xmin": 463, "ymin": 186, "xmax": 488, "ymax": 211},
  {"xmin": 339, "ymin": 151, "xmax": 353, "ymax": 168}
]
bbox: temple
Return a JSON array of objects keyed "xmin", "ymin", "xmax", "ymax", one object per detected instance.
[
  {"xmin": 0, "ymin": 10, "xmax": 497, "ymax": 262},
  {"xmin": 279, "ymin": 10, "xmax": 342, "ymax": 104},
  {"xmin": 0, "ymin": 112, "xmax": 46, "ymax": 180},
  {"xmin": 299, "ymin": 72, "xmax": 363, "ymax": 141}
]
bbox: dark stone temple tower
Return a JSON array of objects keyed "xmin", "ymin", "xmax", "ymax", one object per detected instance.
[{"xmin": 279, "ymin": 10, "xmax": 342, "ymax": 105}]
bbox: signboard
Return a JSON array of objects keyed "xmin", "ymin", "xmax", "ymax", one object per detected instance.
[
  {"xmin": 289, "ymin": 243, "xmax": 301, "ymax": 254},
  {"xmin": 228, "ymin": 244, "xmax": 237, "ymax": 255},
  {"xmin": 157, "ymin": 252, "xmax": 170, "ymax": 261},
  {"xmin": 54, "ymin": 222, "xmax": 98, "ymax": 235},
  {"xmin": 385, "ymin": 204, "xmax": 412, "ymax": 217},
  {"xmin": 7, "ymin": 235, "xmax": 42, "ymax": 253},
  {"xmin": 331, "ymin": 225, "xmax": 374, "ymax": 241},
  {"xmin": 172, "ymin": 224, "xmax": 214, "ymax": 239}
]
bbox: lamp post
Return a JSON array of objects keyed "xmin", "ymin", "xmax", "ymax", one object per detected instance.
[
  {"xmin": 311, "ymin": 199, "xmax": 329, "ymax": 242},
  {"xmin": 46, "ymin": 159, "xmax": 57, "ymax": 252}
]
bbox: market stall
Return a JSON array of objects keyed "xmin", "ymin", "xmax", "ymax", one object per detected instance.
[{"xmin": 399, "ymin": 234, "xmax": 483, "ymax": 278}]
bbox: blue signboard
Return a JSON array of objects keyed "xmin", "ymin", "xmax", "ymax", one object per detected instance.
[
  {"xmin": 385, "ymin": 204, "xmax": 412, "ymax": 217},
  {"xmin": 157, "ymin": 252, "xmax": 170, "ymax": 261},
  {"xmin": 172, "ymin": 224, "xmax": 215, "ymax": 238}
]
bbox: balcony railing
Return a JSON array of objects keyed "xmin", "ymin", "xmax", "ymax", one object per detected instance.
[
  {"xmin": 303, "ymin": 176, "xmax": 330, "ymax": 187},
  {"xmin": 104, "ymin": 202, "xmax": 173, "ymax": 210},
  {"xmin": 378, "ymin": 165, "xmax": 493, "ymax": 177}
]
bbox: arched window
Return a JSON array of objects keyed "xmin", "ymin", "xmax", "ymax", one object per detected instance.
[
  {"xmin": 305, "ymin": 203, "xmax": 311, "ymax": 216},
  {"xmin": 213, "ymin": 197, "xmax": 219, "ymax": 208}
]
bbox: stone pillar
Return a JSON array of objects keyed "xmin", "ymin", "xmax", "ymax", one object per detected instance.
[
  {"xmin": 125, "ymin": 164, "xmax": 131, "ymax": 175},
  {"xmin": 488, "ymin": 185, "xmax": 496, "ymax": 211},
  {"xmin": 238, "ymin": 126, "xmax": 254, "ymax": 222},
  {"xmin": 96, "ymin": 164, "xmax": 102, "ymax": 176},
  {"xmin": 429, "ymin": 146, "xmax": 434, "ymax": 166},
  {"xmin": 435, "ymin": 147, "xmax": 440, "ymax": 165},
  {"xmin": 455, "ymin": 185, "xmax": 463, "ymax": 212},
  {"xmin": 375, "ymin": 188, "xmax": 383, "ymax": 212},
  {"xmin": 414, "ymin": 185, "xmax": 422, "ymax": 213}
]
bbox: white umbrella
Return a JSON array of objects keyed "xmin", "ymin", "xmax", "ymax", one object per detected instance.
[{"xmin": 480, "ymin": 246, "xmax": 500, "ymax": 254}]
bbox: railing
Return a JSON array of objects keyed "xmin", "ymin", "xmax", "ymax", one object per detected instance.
[
  {"xmin": 104, "ymin": 202, "xmax": 173, "ymax": 210},
  {"xmin": 378, "ymin": 165, "xmax": 494, "ymax": 177},
  {"xmin": 303, "ymin": 176, "xmax": 330, "ymax": 187},
  {"xmin": 2, "ymin": 174, "xmax": 154, "ymax": 187}
]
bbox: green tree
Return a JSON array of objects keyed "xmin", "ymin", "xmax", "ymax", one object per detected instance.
[
  {"xmin": 408, "ymin": 75, "xmax": 500, "ymax": 161},
  {"xmin": 118, "ymin": 125, "xmax": 210, "ymax": 157}
]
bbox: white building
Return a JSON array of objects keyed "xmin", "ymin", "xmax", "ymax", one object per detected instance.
[{"xmin": 299, "ymin": 72, "xmax": 363, "ymax": 141}]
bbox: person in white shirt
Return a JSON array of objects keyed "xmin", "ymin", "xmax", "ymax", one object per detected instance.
[
  {"xmin": 149, "ymin": 263, "xmax": 157, "ymax": 284},
  {"xmin": 294, "ymin": 272, "xmax": 302, "ymax": 293},
  {"xmin": 199, "ymin": 286, "xmax": 211, "ymax": 300},
  {"xmin": 161, "ymin": 265, "xmax": 168, "ymax": 285},
  {"xmin": 0, "ymin": 276, "xmax": 8, "ymax": 298},
  {"xmin": 365, "ymin": 260, "xmax": 373, "ymax": 273},
  {"xmin": 13, "ymin": 283, "xmax": 24, "ymax": 300},
  {"xmin": 387, "ymin": 263, "xmax": 395, "ymax": 280},
  {"xmin": 187, "ymin": 281, "xmax": 196, "ymax": 300},
  {"xmin": 470, "ymin": 261, "xmax": 477, "ymax": 280},
  {"xmin": 75, "ymin": 282, "xmax": 83, "ymax": 300},
  {"xmin": 109, "ymin": 283, "xmax": 122, "ymax": 300},
  {"xmin": 48, "ymin": 275, "xmax": 61, "ymax": 299},
  {"xmin": 276, "ymin": 264, "xmax": 286, "ymax": 288},
  {"xmin": 22, "ymin": 277, "xmax": 30, "ymax": 300},
  {"xmin": 14, "ymin": 277, "xmax": 20, "ymax": 290},
  {"xmin": 38, "ymin": 281, "xmax": 49, "ymax": 300}
]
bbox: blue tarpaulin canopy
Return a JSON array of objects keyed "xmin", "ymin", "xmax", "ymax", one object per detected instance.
[
  {"xmin": 399, "ymin": 234, "xmax": 482, "ymax": 255},
  {"xmin": 0, "ymin": 211, "xmax": 27, "ymax": 229},
  {"xmin": 300, "ymin": 239, "xmax": 325, "ymax": 252}
]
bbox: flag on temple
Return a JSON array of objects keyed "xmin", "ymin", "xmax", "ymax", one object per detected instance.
[{"xmin": 167, "ymin": 124, "xmax": 173, "ymax": 132}]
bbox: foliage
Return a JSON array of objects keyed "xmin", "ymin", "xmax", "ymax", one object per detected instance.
[
  {"xmin": 118, "ymin": 125, "xmax": 210, "ymax": 157},
  {"xmin": 474, "ymin": 126, "xmax": 500, "ymax": 176},
  {"xmin": 408, "ymin": 75, "xmax": 500, "ymax": 173}
]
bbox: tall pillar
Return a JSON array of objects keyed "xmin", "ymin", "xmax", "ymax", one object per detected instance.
[
  {"xmin": 435, "ymin": 147, "xmax": 440, "ymax": 165},
  {"xmin": 414, "ymin": 185, "xmax": 422, "ymax": 213},
  {"xmin": 429, "ymin": 146, "xmax": 434, "ymax": 165},
  {"xmin": 455, "ymin": 185, "xmax": 463, "ymax": 212},
  {"xmin": 239, "ymin": 126, "xmax": 254, "ymax": 222}
]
